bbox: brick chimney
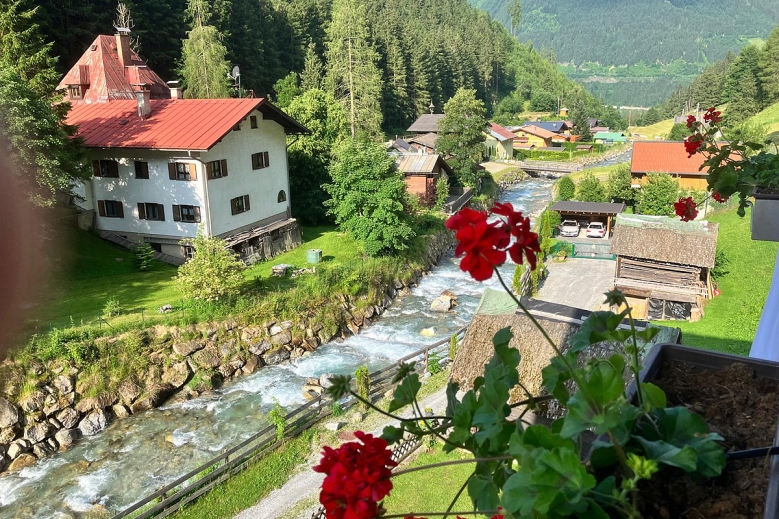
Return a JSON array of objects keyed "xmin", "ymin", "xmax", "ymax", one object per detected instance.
[
  {"xmin": 135, "ymin": 84, "xmax": 151, "ymax": 118},
  {"xmin": 116, "ymin": 30, "xmax": 132, "ymax": 67}
]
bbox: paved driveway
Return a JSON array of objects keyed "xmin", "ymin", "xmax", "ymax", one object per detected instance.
[{"xmin": 537, "ymin": 258, "xmax": 616, "ymax": 311}]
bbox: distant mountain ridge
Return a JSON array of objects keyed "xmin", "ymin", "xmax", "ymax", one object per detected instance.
[{"xmin": 470, "ymin": 0, "xmax": 779, "ymax": 106}]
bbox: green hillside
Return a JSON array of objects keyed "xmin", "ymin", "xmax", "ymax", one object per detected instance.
[
  {"xmin": 470, "ymin": 0, "xmax": 779, "ymax": 106},
  {"xmin": 746, "ymin": 102, "xmax": 779, "ymax": 140}
]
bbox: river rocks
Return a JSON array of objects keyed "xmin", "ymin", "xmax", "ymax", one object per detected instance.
[
  {"xmin": 172, "ymin": 340, "xmax": 205, "ymax": 357},
  {"xmin": 79, "ymin": 410, "xmax": 110, "ymax": 436},
  {"xmin": 55, "ymin": 428, "xmax": 80, "ymax": 449},
  {"xmin": 192, "ymin": 344, "xmax": 221, "ymax": 370},
  {"xmin": 117, "ymin": 379, "xmax": 141, "ymax": 405},
  {"xmin": 131, "ymin": 385, "xmax": 175, "ymax": 414},
  {"xmin": 8, "ymin": 453, "xmax": 36, "ymax": 471},
  {"xmin": 112, "ymin": 404, "xmax": 130, "ymax": 418},
  {"xmin": 162, "ymin": 361, "xmax": 192, "ymax": 389},
  {"xmin": 345, "ymin": 320, "xmax": 360, "ymax": 336},
  {"xmin": 52, "ymin": 375, "xmax": 74, "ymax": 395},
  {"xmin": 248, "ymin": 339, "xmax": 272, "ymax": 356},
  {"xmin": 19, "ymin": 391, "xmax": 45, "ymax": 413},
  {"xmin": 421, "ymin": 327, "xmax": 436, "ymax": 337},
  {"xmin": 241, "ymin": 355, "xmax": 261, "ymax": 376},
  {"xmin": 430, "ymin": 290, "xmax": 458, "ymax": 312},
  {"xmin": 270, "ymin": 331, "xmax": 292, "ymax": 346},
  {"xmin": 7, "ymin": 440, "xmax": 30, "ymax": 460},
  {"xmin": 217, "ymin": 358, "xmax": 245, "ymax": 379},
  {"xmin": 269, "ymin": 324, "xmax": 284, "ymax": 336},
  {"xmin": 262, "ymin": 347, "xmax": 290, "ymax": 365},
  {"xmin": 75, "ymin": 392, "xmax": 117, "ymax": 413},
  {"xmin": 0, "ymin": 398, "xmax": 19, "ymax": 428},
  {"xmin": 24, "ymin": 422, "xmax": 54, "ymax": 444},
  {"xmin": 33, "ymin": 440, "xmax": 56, "ymax": 458},
  {"xmin": 56, "ymin": 408, "xmax": 80, "ymax": 429},
  {"xmin": 319, "ymin": 373, "xmax": 336, "ymax": 389},
  {"xmin": 0, "ymin": 427, "xmax": 17, "ymax": 444}
]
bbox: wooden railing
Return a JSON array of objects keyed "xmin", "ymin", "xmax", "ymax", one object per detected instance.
[{"xmin": 111, "ymin": 327, "xmax": 467, "ymax": 519}]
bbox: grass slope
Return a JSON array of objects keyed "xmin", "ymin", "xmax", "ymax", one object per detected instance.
[
  {"xmin": 746, "ymin": 101, "xmax": 779, "ymax": 140},
  {"xmin": 629, "ymin": 118, "xmax": 675, "ymax": 140},
  {"xmin": 657, "ymin": 206, "xmax": 779, "ymax": 355}
]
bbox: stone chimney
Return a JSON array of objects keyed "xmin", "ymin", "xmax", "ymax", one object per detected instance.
[
  {"xmin": 135, "ymin": 85, "xmax": 151, "ymax": 118},
  {"xmin": 116, "ymin": 30, "xmax": 132, "ymax": 67}
]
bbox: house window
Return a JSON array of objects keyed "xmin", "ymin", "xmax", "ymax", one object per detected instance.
[
  {"xmin": 135, "ymin": 161, "xmax": 149, "ymax": 179},
  {"xmin": 231, "ymin": 195, "xmax": 250, "ymax": 215},
  {"xmin": 173, "ymin": 204, "xmax": 201, "ymax": 223},
  {"xmin": 168, "ymin": 162, "xmax": 197, "ymax": 181},
  {"xmin": 183, "ymin": 246, "xmax": 195, "ymax": 259},
  {"xmin": 206, "ymin": 159, "xmax": 228, "ymax": 179},
  {"xmin": 149, "ymin": 242, "xmax": 162, "ymax": 253},
  {"xmin": 92, "ymin": 160, "xmax": 119, "ymax": 178},
  {"xmin": 68, "ymin": 85, "xmax": 82, "ymax": 99},
  {"xmin": 138, "ymin": 202, "xmax": 165, "ymax": 221},
  {"xmin": 97, "ymin": 200, "xmax": 124, "ymax": 218},
  {"xmin": 250, "ymin": 116, "xmax": 258, "ymax": 129},
  {"xmin": 251, "ymin": 152, "xmax": 270, "ymax": 170},
  {"xmin": 233, "ymin": 123, "xmax": 241, "ymax": 131},
  {"xmin": 277, "ymin": 190, "xmax": 286, "ymax": 203}
]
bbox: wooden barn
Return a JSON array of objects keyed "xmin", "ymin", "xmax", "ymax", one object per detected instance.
[
  {"xmin": 394, "ymin": 153, "xmax": 452, "ymax": 207},
  {"xmin": 610, "ymin": 214, "xmax": 719, "ymax": 321}
]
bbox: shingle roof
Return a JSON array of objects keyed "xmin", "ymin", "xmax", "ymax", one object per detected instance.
[
  {"xmin": 66, "ymin": 98, "xmax": 308, "ymax": 151},
  {"xmin": 631, "ymin": 141, "xmax": 710, "ymax": 176},
  {"xmin": 532, "ymin": 121, "xmax": 569, "ymax": 133},
  {"xmin": 549, "ymin": 201, "xmax": 626, "ymax": 215},
  {"xmin": 517, "ymin": 124, "xmax": 558, "ymax": 139},
  {"xmin": 610, "ymin": 214, "xmax": 719, "ymax": 268},
  {"xmin": 408, "ymin": 132, "xmax": 439, "ymax": 149},
  {"xmin": 58, "ymin": 35, "xmax": 170, "ymax": 103},
  {"xmin": 394, "ymin": 154, "xmax": 453, "ymax": 175},
  {"xmin": 407, "ymin": 114, "xmax": 445, "ymax": 133},
  {"xmin": 489, "ymin": 122, "xmax": 516, "ymax": 141}
]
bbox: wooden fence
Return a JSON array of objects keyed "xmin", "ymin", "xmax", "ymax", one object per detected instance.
[{"xmin": 111, "ymin": 327, "xmax": 467, "ymax": 519}]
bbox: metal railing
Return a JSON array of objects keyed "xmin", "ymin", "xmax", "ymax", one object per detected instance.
[{"xmin": 111, "ymin": 327, "xmax": 467, "ymax": 519}]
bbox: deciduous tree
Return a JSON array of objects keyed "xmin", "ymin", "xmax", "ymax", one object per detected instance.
[
  {"xmin": 175, "ymin": 232, "xmax": 245, "ymax": 301},
  {"xmin": 556, "ymin": 176, "xmax": 575, "ymax": 201},
  {"xmin": 607, "ymin": 163, "xmax": 636, "ymax": 206},
  {"xmin": 636, "ymin": 173, "xmax": 679, "ymax": 216},
  {"xmin": 575, "ymin": 172, "xmax": 606, "ymax": 202},
  {"xmin": 436, "ymin": 88, "xmax": 488, "ymax": 187}
]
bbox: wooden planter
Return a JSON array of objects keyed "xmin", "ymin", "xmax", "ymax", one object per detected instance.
[
  {"xmin": 752, "ymin": 191, "xmax": 779, "ymax": 242},
  {"xmin": 632, "ymin": 343, "xmax": 779, "ymax": 519}
]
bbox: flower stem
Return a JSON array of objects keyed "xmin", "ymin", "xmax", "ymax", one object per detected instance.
[
  {"xmin": 347, "ymin": 390, "xmax": 450, "ymax": 423},
  {"xmin": 390, "ymin": 455, "xmax": 512, "ymax": 478},
  {"xmin": 380, "ymin": 512, "xmax": 501, "ymax": 519}
]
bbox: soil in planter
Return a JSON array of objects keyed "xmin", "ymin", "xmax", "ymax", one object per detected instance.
[{"xmin": 637, "ymin": 361, "xmax": 779, "ymax": 519}]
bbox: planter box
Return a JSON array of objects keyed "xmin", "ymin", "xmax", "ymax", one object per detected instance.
[
  {"xmin": 632, "ymin": 343, "xmax": 779, "ymax": 519},
  {"xmin": 752, "ymin": 191, "xmax": 779, "ymax": 242}
]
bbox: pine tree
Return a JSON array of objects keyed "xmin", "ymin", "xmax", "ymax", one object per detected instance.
[
  {"xmin": 436, "ymin": 88, "xmax": 488, "ymax": 187},
  {"xmin": 325, "ymin": 0, "xmax": 383, "ymax": 140},
  {"xmin": 759, "ymin": 26, "xmax": 779, "ymax": 106},
  {"xmin": 723, "ymin": 44, "xmax": 763, "ymax": 125},
  {"xmin": 507, "ymin": 0, "xmax": 522, "ymax": 39},
  {"xmin": 300, "ymin": 42, "xmax": 324, "ymax": 92},
  {"xmin": 180, "ymin": 0, "xmax": 230, "ymax": 99}
]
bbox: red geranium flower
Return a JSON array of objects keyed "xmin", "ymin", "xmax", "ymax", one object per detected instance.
[
  {"xmin": 314, "ymin": 432, "xmax": 396, "ymax": 519},
  {"xmin": 684, "ymin": 134, "xmax": 704, "ymax": 157},
  {"xmin": 712, "ymin": 192, "xmax": 729, "ymax": 203},
  {"xmin": 445, "ymin": 207, "xmax": 488, "ymax": 232},
  {"xmin": 674, "ymin": 197, "xmax": 698, "ymax": 222},
  {"xmin": 454, "ymin": 219, "xmax": 509, "ymax": 281},
  {"xmin": 686, "ymin": 115, "xmax": 697, "ymax": 129},
  {"xmin": 703, "ymin": 107, "xmax": 722, "ymax": 124},
  {"xmin": 492, "ymin": 202, "xmax": 541, "ymax": 269}
]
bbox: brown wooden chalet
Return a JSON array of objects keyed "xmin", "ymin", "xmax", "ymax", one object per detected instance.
[
  {"xmin": 395, "ymin": 154, "xmax": 452, "ymax": 207},
  {"xmin": 610, "ymin": 214, "xmax": 719, "ymax": 321}
]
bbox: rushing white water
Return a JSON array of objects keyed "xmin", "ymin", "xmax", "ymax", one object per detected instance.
[{"xmin": 0, "ymin": 178, "xmax": 553, "ymax": 518}]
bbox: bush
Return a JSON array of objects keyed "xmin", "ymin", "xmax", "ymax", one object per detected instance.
[
  {"xmin": 269, "ymin": 402, "xmax": 287, "ymax": 441},
  {"xmin": 102, "ymin": 297, "xmax": 122, "ymax": 318},
  {"xmin": 355, "ymin": 365, "xmax": 370, "ymax": 411},
  {"xmin": 427, "ymin": 351, "xmax": 442, "ymax": 375},
  {"xmin": 636, "ymin": 172, "xmax": 679, "ymax": 215},
  {"xmin": 575, "ymin": 172, "xmax": 607, "ymax": 202},
  {"xmin": 434, "ymin": 176, "xmax": 450, "ymax": 210},
  {"xmin": 134, "ymin": 243, "xmax": 156, "ymax": 271},
  {"xmin": 556, "ymin": 176, "xmax": 575, "ymax": 201},
  {"xmin": 175, "ymin": 232, "xmax": 246, "ymax": 302}
]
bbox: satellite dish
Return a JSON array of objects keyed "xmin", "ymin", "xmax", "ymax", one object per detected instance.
[{"xmin": 231, "ymin": 66, "xmax": 240, "ymax": 79}]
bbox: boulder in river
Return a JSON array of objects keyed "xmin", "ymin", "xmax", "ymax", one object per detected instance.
[
  {"xmin": 8, "ymin": 453, "xmax": 36, "ymax": 472},
  {"xmin": 430, "ymin": 291, "xmax": 458, "ymax": 312},
  {"xmin": 0, "ymin": 398, "xmax": 19, "ymax": 428},
  {"xmin": 78, "ymin": 410, "xmax": 110, "ymax": 436}
]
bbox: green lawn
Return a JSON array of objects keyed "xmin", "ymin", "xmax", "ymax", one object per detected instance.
[
  {"xmin": 746, "ymin": 101, "xmax": 779, "ymax": 140},
  {"xmin": 32, "ymin": 225, "xmax": 362, "ymax": 331},
  {"xmin": 568, "ymin": 162, "xmax": 629, "ymax": 183},
  {"xmin": 655, "ymin": 206, "xmax": 779, "ymax": 355},
  {"xmin": 629, "ymin": 118, "xmax": 675, "ymax": 140}
]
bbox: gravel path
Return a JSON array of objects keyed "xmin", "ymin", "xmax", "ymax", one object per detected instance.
[{"xmin": 234, "ymin": 384, "xmax": 451, "ymax": 519}]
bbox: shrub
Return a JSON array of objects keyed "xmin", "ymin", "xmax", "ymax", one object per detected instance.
[
  {"xmin": 434, "ymin": 176, "xmax": 450, "ymax": 210},
  {"xmin": 175, "ymin": 232, "xmax": 246, "ymax": 302},
  {"xmin": 269, "ymin": 402, "xmax": 287, "ymax": 441},
  {"xmin": 355, "ymin": 365, "xmax": 370, "ymax": 411},
  {"xmin": 575, "ymin": 172, "xmax": 607, "ymax": 202},
  {"xmin": 102, "ymin": 297, "xmax": 122, "ymax": 318},
  {"xmin": 556, "ymin": 176, "xmax": 575, "ymax": 201},
  {"xmin": 134, "ymin": 243, "xmax": 156, "ymax": 271},
  {"xmin": 427, "ymin": 351, "xmax": 442, "ymax": 375},
  {"xmin": 636, "ymin": 173, "xmax": 680, "ymax": 215},
  {"xmin": 448, "ymin": 334, "xmax": 458, "ymax": 361}
]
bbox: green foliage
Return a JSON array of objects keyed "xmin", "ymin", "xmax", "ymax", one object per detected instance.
[
  {"xmin": 711, "ymin": 247, "xmax": 729, "ymax": 281},
  {"xmin": 760, "ymin": 25, "xmax": 779, "ymax": 106},
  {"xmin": 427, "ymin": 351, "xmax": 442, "ymax": 375},
  {"xmin": 324, "ymin": 140, "xmax": 415, "ymax": 256},
  {"xmin": 134, "ymin": 243, "xmax": 156, "ymax": 272},
  {"xmin": 436, "ymin": 88, "xmax": 488, "ymax": 188},
  {"xmin": 268, "ymin": 402, "xmax": 286, "ymax": 441},
  {"xmin": 434, "ymin": 176, "xmax": 450, "ymax": 211},
  {"xmin": 272, "ymin": 72, "xmax": 300, "ymax": 108},
  {"xmin": 723, "ymin": 45, "xmax": 764, "ymax": 126},
  {"xmin": 330, "ymin": 402, "xmax": 345, "ymax": 417},
  {"xmin": 180, "ymin": 0, "xmax": 231, "ymax": 99},
  {"xmin": 607, "ymin": 164, "xmax": 636, "ymax": 206},
  {"xmin": 556, "ymin": 176, "xmax": 575, "ymax": 201},
  {"xmin": 667, "ymin": 123, "xmax": 689, "ymax": 141},
  {"xmin": 354, "ymin": 365, "xmax": 370, "ymax": 411},
  {"xmin": 570, "ymin": 103, "xmax": 593, "ymax": 142},
  {"xmin": 102, "ymin": 297, "xmax": 122, "ymax": 318},
  {"xmin": 175, "ymin": 232, "xmax": 246, "ymax": 302},
  {"xmin": 575, "ymin": 172, "xmax": 606, "ymax": 202},
  {"xmin": 448, "ymin": 334, "xmax": 458, "ymax": 361},
  {"xmin": 636, "ymin": 173, "xmax": 679, "ymax": 216}
]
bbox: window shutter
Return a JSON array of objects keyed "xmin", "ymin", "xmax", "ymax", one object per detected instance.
[
  {"xmin": 230, "ymin": 198, "xmax": 237, "ymax": 215},
  {"xmin": 173, "ymin": 204, "xmax": 181, "ymax": 222},
  {"xmin": 138, "ymin": 203, "xmax": 146, "ymax": 220},
  {"xmin": 168, "ymin": 163, "xmax": 176, "ymax": 180},
  {"xmin": 97, "ymin": 200, "xmax": 106, "ymax": 216},
  {"xmin": 189, "ymin": 163, "xmax": 197, "ymax": 181},
  {"xmin": 264, "ymin": 152, "xmax": 269, "ymax": 167},
  {"xmin": 244, "ymin": 195, "xmax": 250, "ymax": 211},
  {"xmin": 221, "ymin": 159, "xmax": 228, "ymax": 177},
  {"xmin": 206, "ymin": 161, "xmax": 213, "ymax": 179},
  {"xmin": 92, "ymin": 160, "xmax": 100, "ymax": 177},
  {"xmin": 117, "ymin": 202, "xmax": 124, "ymax": 218},
  {"xmin": 194, "ymin": 206, "xmax": 201, "ymax": 223},
  {"xmin": 109, "ymin": 161, "xmax": 119, "ymax": 177},
  {"xmin": 158, "ymin": 204, "xmax": 165, "ymax": 221}
]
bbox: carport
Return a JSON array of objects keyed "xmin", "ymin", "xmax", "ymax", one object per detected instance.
[{"xmin": 549, "ymin": 201, "xmax": 626, "ymax": 236}]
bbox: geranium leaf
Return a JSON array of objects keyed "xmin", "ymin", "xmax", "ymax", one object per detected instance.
[{"xmin": 387, "ymin": 373, "xmax": 421, "ymax": 413}]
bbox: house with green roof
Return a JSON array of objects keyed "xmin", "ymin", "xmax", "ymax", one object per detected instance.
[{"xmin": 593, "ymin": 131, "xmax": 627, "ymax": 144}]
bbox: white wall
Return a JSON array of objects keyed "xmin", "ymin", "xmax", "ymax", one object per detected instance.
[
  {"xmin": 87, "ymin": 149, "xmax": 206, "ymax": 239},
  {"xmin": 202, "ymin": 110, "xmax": 290, "ymax": 237}
]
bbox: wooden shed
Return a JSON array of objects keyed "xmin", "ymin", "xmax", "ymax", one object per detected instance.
[
  {"xmin": 610, "ymin": 214, "xmax": 719, "ymax": 321},
  {"xmin": 394, "ymin": 153, "xmax": 452, "ymax": 207}
]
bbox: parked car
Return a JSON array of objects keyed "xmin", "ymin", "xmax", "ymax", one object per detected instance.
[
  {"xmin": 586, "ymin": 222, "xmax": 606, "ymax": 238},
  {"xmin": 558, "ymin": 220, "xmax": 580, "ymax": 237}
]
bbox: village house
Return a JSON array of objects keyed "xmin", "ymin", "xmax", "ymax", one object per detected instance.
[
  {"xmin": 610, "ymin": 214, "xmax": 718, "ymax": 321},
  {"xmin": 630, "ymin": 141, "xmax": 711, "ymax": 190},
  {"xmin": 531, "ymin": 121, "xmax": 572, "ymax": 135},
  {"xmin": 483, "ymin": 123, "xmax": 515, "ymax": 159},
  {"xmin": 512, "ymin": 124, "xmax": 567, "ymax": 149},
  {"xmin": 407, "ymin": 132, "xmax": 439, "ymax": 154},
  {"xmin": 394, "ymin": 153, "xmax": 453, "ymax": 207},
  {"xmin": 62, "ymin": 32, "xmax": 309, "ymax": 264},
  {"xmin": 593, "ymin": 131, "xmax": 627, "ymax": 144},
  {"xmin": 406, "ymin": 113, "xmax": 445, "ymax": 134}
]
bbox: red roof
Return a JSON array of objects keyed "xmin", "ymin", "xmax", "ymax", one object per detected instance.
[
  {"xmin": 58, "ymin": 35, "xmax": 170, "ymax": 103},
  {"xmin": 66, "ymin": 99, "xmax": 308, "ymax": 151},
  {"xmin": 631, "ymin": 141, "xmax": 708, "ymax": 176},
  {"xmin": 490, "ymin": 122, "xmax": 516, "ymax": 141}
]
